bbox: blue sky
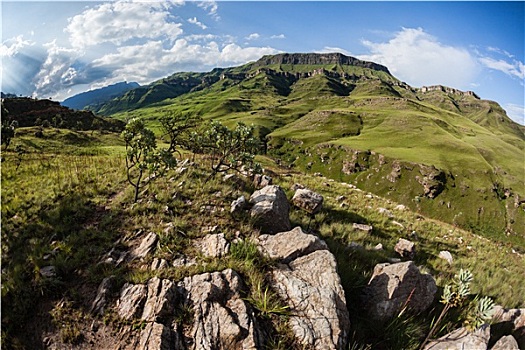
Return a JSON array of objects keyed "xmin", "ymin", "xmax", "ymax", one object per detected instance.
[{"xmin": 1, "ymin": 1, "xmax": 524, "ymax": 124}]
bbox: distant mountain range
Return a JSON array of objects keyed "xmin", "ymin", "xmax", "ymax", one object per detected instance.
[
  {"xmin": 66, "ymin": 53, "xmax": 525, "ymax": 237},
  {"xmin": 61, "ymin": 81, "xmax": 140, "ymax": 111}
]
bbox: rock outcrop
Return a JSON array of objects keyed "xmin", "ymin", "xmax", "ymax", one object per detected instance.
[
  {"xmin": 423, "ymin": 325, "xmax": 490, "ymax": 350},
  {"xmin": 362, "ymin": 261, "xmax": 437, "ymax": 322},
  {"xmin": 292, "ymin": 188, "xmax": 324, "ymax": 215},
  {"xmin": 249, "ymin": 185, "xmax": 291, "ymax": 234},
  {"xmin": 394, "ymin": 238, "xmax": 416, "ymax": 259},
  {"xmin": 258, "ymin": 227, "xmax": 350, "ymax": 349},
  {"xmin": 179, "ymin": 269, "xmax": 261, "ymax": 349}
]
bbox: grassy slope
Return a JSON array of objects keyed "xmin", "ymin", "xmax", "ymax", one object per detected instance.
[{"xmin": 2, "ymin": 129, "xmax": 524, "ymax": 349}]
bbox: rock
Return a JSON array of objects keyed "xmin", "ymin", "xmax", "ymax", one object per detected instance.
[
  {"xmin": 423, "ymin": 325, "xmax": 490, "ymax": 350},
  {"xmin": 257, "ymin": 226, "xmax": 328, "ymax": 264},
  {"xmin": 491, "ymin": 335, "xmax": 519, "ymax": 350},
  {"xmin": 40, "ymin": 266, "xmax": 56, "ymax": 278},
  {"xmin": 178, "ymin": 269, "xmax": 261, "ymax": 349},
  {"xmin": 336, "ymin": 195, "xmax": 346, "ymax": 202},
  {"xmin": 223, "ymin": 173, "xmax": 244, "ymax": 188},
  {"xmin": 253, "ymin": 173, "xmax": 272, "ymax": 188},
  {"xmin": 117, "ymin": 283, "xmax": 147, "ymax": 320},
  {"xmin": 292, "ymin": 188, "xmax": 324, "ymax": 215},
  {"xmin": 394, "ymin": 238, "xmax": 416, "ymax": 259},
  {"xmin": 199, "ymin": 233, "xmax": 230, "ymax": 258},
  {"xmin": 172, "ymin": 255, "xmax": 197, "ymax": 268},
  {"xmin": 416, "ymin": 164, "xmax": 446, "ymax": 199},
  {"xmin": 352, "ymin": 223, "xmax": 373, "ymax": 234},
  {"xmin": 378, "ymin": 207, "xmax": 393, "ymax": 217},
  {"xmin": 138, "ymin": 322, "xmax": 174, "ymax": 350},
  {"xmin": 249, "ymin": 185, "xmax": 291, "ymax": 234},
  {"xmin": 363, "ymin": 261, "xmax": 437, "ymax": 322},
  {"xmin": 492, "ymin": 306, "xmax": 525, "ymax": 348},
  {"xmin": 438, "ymin": 250, "xmax": 453, "ymax": 264},
  {"xmin": 394, "ymin": 204, "xmax": 407, "ymax": 211},
  {"xmin": 230, "ymin": 195, "xmax": 246, "ymax": 214},
  {"xmin": 374, "ymin": 243, "xmax": 383, "ymax": 250},
  {"xmin": 91, "ymin": 276, "xmax": 115, "ymax": 315},
  {"xmin": 132, "ymin": 232, "xmax": 158, "ymax": 259},
  {"xmin": 151, "ymin": 258, "xmax": 169, "ymax": 271},
  {"xmin": 141, "ymin": 277, "xmax": 177, "ymax": 322},
  {"xmin": 291, "ymin": 183, "xmax": 305, "ymax": 191},
  {"xmin": 271, "ymin": 249, "xmax": 350, "ymax": 349}
]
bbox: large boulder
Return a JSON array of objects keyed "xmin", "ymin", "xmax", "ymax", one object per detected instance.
[
  {"xmin": 491, "ymin": 335, "xmax": 519, "ymax": 350},
  {"xmin": 492, "ymin": 306, "xmax": 525, "ymax": 349},
  {"xmin": 292, "ymin": 188, "xmax": 324, "ymax": 215},
  {"xmin": 178, "ymin": 269, "xmax": 261, "ymax": 349},
  {"xmin": 117, "ymin": 283, "xmax": 148, "ymax": 320},
  {"xmin": 249, "ymin": 185, "xmax": 291, "ymax": 234},
  {"xmin": 362, "ymin": 261, "xmax": 437, "ymax": 322},
  {"xmin": 141, "ymin": 277, "xmax": 177, "ymax": 322},
  {"xmin": 257, "ymin": 226, "xmax": 327, "ymax": 264},
  {"xmin": 423, "ymin": 325, "xmax": 490, "ymax": 350},
  {"xmin": 258, "ymin": 228, "xmax": 350, "ymax": 349}
]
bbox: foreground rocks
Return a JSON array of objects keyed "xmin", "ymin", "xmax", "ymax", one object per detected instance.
[
  {"xmin": 258, "ymin": 227, "xmax": 350, "ymax": 349},
  {"xmin": 292, "ymin": 188, "xmax": 324, "ymax": 214},
  {"xmin": 249, "ymin": 185, "xmax": 291, "ymax": 234},
  {"xmin": 424, "ymin": 325, "xmax": 490, "ymax": 350},
  {"xmin": 362, "ymin": 261, "xmax": 437, "ymax": 322}
]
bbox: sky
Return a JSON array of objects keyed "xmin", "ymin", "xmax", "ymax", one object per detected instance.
[{"xmin": 1, "ymin": 1, "xmax": 524, "ymax": 124}]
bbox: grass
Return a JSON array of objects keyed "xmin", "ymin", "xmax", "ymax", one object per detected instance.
[{"xmin": 2, "ymin": 121, "xmax": 523, "ymax": 349}]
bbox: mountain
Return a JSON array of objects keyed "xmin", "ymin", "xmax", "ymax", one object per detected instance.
[
  {"xmin": 94, "ymin": 53, "xmax": 525, "ymax": 239},
  {"xmin": 61, "ymin": 81, "xmax": 140, "ymax": 111}
]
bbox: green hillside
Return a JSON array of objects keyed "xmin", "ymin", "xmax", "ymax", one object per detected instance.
[{"xmin": 94, "ymin": 53, "xmax": 524, "ymax": 243}]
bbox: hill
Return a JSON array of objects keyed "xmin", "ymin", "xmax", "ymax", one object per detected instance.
[
  {"xmin": 92, "ymin": 53, "xmax": 524, "ymax": 242},
  {"xmin": 1, "ymin": 126, "xmax": 524, "ymax": 349},
  {"xmin": 1, "ymin": 97, "xmax": 124, "ymax": 132},
  {"xmin": 61, "ymin": 81, "xmax": 140, "ymax": 111}
]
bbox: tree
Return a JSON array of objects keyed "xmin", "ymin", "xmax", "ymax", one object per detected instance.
[
  {"xmin": 201, "ymin": 121, "xmax": 261, "ymax": 178},
  {"xmin": 159, "ymin": 112, "xmax": 201, "ymax": 155},
  {"xmin": 1, "ymin": 120, "xmax": 16, "ymax": 150},
  {"xmin": 122, "ymin": 118, "xmax": 176, "ymax": 202}
]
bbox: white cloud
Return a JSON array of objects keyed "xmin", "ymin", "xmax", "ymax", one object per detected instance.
[
  {"xmin": 65, "ymin": 1, "xmax": 184, "ymax": 48},
  {"xmin": 270, "ymin": 34, "xmax": 286, "ymax": 40},
  {"xmin": 0, "ymin": 35, "xmax": 35, "ymax": 57},
  {"xmin": 188, "ymin": 17, "xmax": 207, "ymax": 30},
  {"xmin": 90, "ymin": 39, "xmax": 279, "ymax": 86},
  {"xmin": 32, "ymin": 40, "xmax": 82, "ymax": 98},
  {"xmin": 479, "ymin": 56, "xmax": 524, "ymax": 81},
  {"xmin": 319, "ymin": 47, "xmax": 354, "ymax": 56},
  {"xmin": 197, "ymin": 1, "xmax": 219, "ymax": 20},
  {"xmin": 245, "ymin": 33, "xmax": 260, "ymax": 41},
  {"xmin": 359, "ymin": 27, "xmax": 479, "ymax": 89},
  {"xmin": 504, "ymin": 103, "xmax": 525, "ymax": 125}
]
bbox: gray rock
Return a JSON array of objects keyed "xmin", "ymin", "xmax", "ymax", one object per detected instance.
[
  {"xmin": 352, "ymin": 223, "xmax": 373, "ymax": 234},
  {"xmin": 117, "ymin": 283, "xmax": 147, "ymax": 320},
  {"xmin": 249, "ymin": 185, "xmax": 291, "ymax": 234},
  {"xmin": 253, "ymin": 174, "xmax": 273, "ymax": 188},
  {"xmin": 363, "ymin": 261, "xmax": 437, "ymax": 322},
  {"xmin": 40, "ymin": 266, "xmax": 56, "ymax": 278},
  {"xmin": 491, "ymin": 335, "xmax": 519, "ymax": 350},
  {"xmin": 199, "ymin": 233, "xmax": 230, "ymax": 258},
  {"xmin": 230, "ymin": 195, "xmax": 247, "ymax": 214},
  {"xmin": 438, "ymin": 250, "xmax": 453, "ymax": 264},
  {"xmin": 141, "ymin": 277, "xmax": 177, "ymax": 322},
  {"xmin": 91, "ymin": 276, "xmax": 115, "ymax": 315},
  {"xmin": 492, "ymin": 306, "xmax": 525, "ymax": 348},
  {"xmin": 257, "ymin": 226, "xmax": 328, "ymax": 264},
  {"xmin": 150, "ymin": 258, "xmax": 169, "ymax": 271},
  {"xmin": 132, "ymin": 232, "xmax": 158, "ymax": 259},
  {"xmin": 138, "ymin": 322, "xmax": 173, "ymax": 350},
  {"xmin": 394, "ymin": 238, "xmax": 416, "ymax": 259},
  {"xmin": 271, "ymin": 250, "xmax": 350, "ymax": 349},
  {"xmin": 424, "ymin": 325, "xmax": 490, "ymax": 350},
  {"xmin": 292, "ymin": 188, "xmax": 324, "ymax": 215},
  {"xmin": 179, "ymin": 269, "xmax": 261, "ymax": 350}
]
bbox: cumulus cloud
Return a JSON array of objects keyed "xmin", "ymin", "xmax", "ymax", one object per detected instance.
[
  {"xmin": 479, "ymin": 56, "xmax": 524, "ymax": 81},
  {"xmin": 504, "ymin": 103, "xmax": 525, "ymax": 125},
  {"xmin": 245, "ymin": 33, "xmax": 260, "ymax": 41},
  {"xmin": 270, "ymin": 34, "xmax": 286, "ymax": 40},
  {"xmin": 0, "ymin": 35, "xmax": 35, "ymax": 57},
  {"xmin": 32, "ymin": 40, "xmax": 82, "ymax": 98},
  {"xmin": 359, "ymin": 27, "xmax": 479, "ymax": 89},
  {"xmin": 188, "ymin": 17, "xmax": 207, "ymax": 30},
  {"xmin": 197, "ymin": 1, "xmax": 219, "ymax": 20},
  {"xmin": 65, "ymin": 1, "xmax": 183, "ymax": 48},
  {"xmin": 90, "ymin": 39, "xmax": 279, "ymax": 85}
]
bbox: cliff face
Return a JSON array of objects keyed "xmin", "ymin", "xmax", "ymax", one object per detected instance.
[{"xmin": 253, "ymin": 52, "xmax": 391, "ymax": 74}]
